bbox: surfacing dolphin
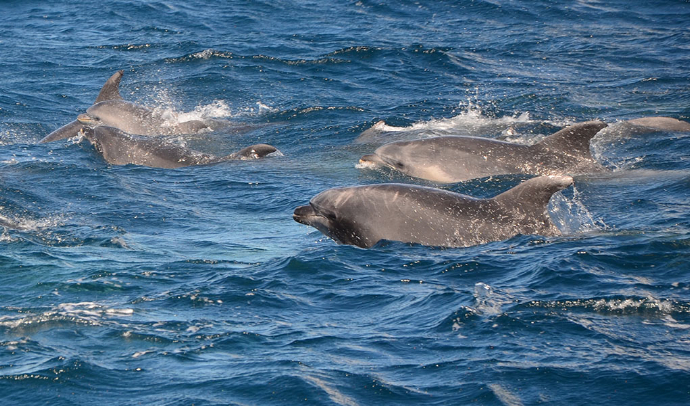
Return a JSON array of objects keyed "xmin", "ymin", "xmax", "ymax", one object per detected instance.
[
  {"xmin": 624, "ymin": 117, "xmax": 690, "ymax": 132},
  {"xmin": 358, "ymin": 121, "xmax": 609, "ymax": 183},
  {"xmin": 81, "ymin": 126, "xmax": 278, "ymax": 168},
  {"xmin": 39, "ymin": 71, "xmax": 223, "ymax": 143},
  {"xmin": 294, "ymin": 175, "xmax": 573, "ymax": 248}
]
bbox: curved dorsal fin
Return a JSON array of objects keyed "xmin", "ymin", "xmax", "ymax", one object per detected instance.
[
  {"xmin": 533, "ymin": 121, "xmax": 608, "ymax": 159},
  {"xmin": 95, "ymin": 70, "xmax": 124, "ymax": 103},
  {"xmin": 493, "ymin": 175, "xmax": 573, "ymax": 213}
]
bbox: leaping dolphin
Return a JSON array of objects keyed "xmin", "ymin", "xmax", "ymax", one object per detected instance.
[
  {"xmin": 294, "ymin": 175, "xmax": 573, "ymax": 248},
  {"xmin": 358, "ymin": 121, "xmax": 609, "ymax": 183},
  {"xmin": 39, "ymin": 71, "xmax": 222, "ymax": 143},
  {"xmin": 81, "ymin": 126, "xmax": 279, "ymax": 168}
]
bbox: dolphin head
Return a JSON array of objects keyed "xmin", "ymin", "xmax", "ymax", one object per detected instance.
[
  {"xmin": 359, "ymin": 144, "xmax": 412, "ymax": 174},
  {"xmin": 79, "ymin": 100, "xmax": 155, "ymax": 134},
  {"xmin": 79, "ymin": 126, "xmax": 135, "ymax": 166},
  {"xmin": 77, "ymin": 112, "xmax": 101, "ymax": 127},
  {"xmin": 359, "ymin": 140, "xmax": 457, "ymax": 183},
  {"xmin": 81, "ymin": 101, "xmax": 129, "ymax": 126},
  {"xmin": 294, "ymin": 187, "xmax": 377, "ymax": 248}
]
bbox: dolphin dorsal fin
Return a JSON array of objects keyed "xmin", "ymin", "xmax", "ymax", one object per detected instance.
[
  {"xmin": 533, "ymin": 121, "xmax": 608, "ymax": 159},
  {"xmin": 493, "ymin": 175, "xmax": 573, "ymax": 213},
  {"xmin": 95, "ymin": 70, "xmax": 125, "ymax": 103}
]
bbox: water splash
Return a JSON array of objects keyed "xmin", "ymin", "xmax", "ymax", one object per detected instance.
[{"xmin": 548, "ymin": 186, "xmax": 607, "ymax": 234}]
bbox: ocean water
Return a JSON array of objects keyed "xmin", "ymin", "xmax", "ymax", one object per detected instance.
[{"xmin": 1, "ymin": 0, "xmax": 690, "ymax": 404}]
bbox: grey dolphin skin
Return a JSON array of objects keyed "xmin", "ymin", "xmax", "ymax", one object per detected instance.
[
  {"xmin": 624, "ymin": 116, "xmax": 690, "ymax": 132},
  {"xmin": 359, "ymin": 121, "xmax": 609, "ymax": 183},
  {"xmin": 39, "ymin": 71, "xmax": 215, "ymax": 143},
  {"xmin": 293, "ymin": 175, "xmax": 573, "ymax": 248},
  {"xmin": 82, "ymin": 126, "xmax": 278, "ymax": 168}
]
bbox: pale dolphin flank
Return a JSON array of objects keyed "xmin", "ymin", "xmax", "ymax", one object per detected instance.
[
  {"xmin": 293, "ymin": 175, "xmax": 573, "ymax": 248},
  {"xmin": 81, "ymin": 126, "xmax": 278, "ymax": 168},
  {"xmin": 39, "ymin": 71, "xmax": 221, "ymax": 143},
  {"xmin": 624, "ymin": 117, "xmax": 690, "ymax": 132},
  {"xmin": 358, "ymin": 121, "xmax": 609, "ymax": 183}
]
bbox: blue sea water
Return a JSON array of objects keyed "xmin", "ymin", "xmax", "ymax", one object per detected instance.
[{"xmin": 1, "ymin": 0, "xmax": 690, "ymax": 404}]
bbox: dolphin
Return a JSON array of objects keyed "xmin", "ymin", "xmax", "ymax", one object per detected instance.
[
  {"xmin": 39, "ymin": 71, "xmax": 220, "ymax": 143},
  {"xmin": 624, "ymin": 117, "xmax": 690, "ymax": 132},
  {"xmin": 358, "ymin": 121, "xmax": 609, "ymax": 183},
  {"xmin": 81, "ymin": 126, "xmax": 278, "ymax": 168},
  {"xmin": 294, "ymin": 175, "xmax": 573, "ymax": 248}
]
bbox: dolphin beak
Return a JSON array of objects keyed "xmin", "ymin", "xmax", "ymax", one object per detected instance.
[
  {"xmin": 293, "ymin": 205, "xmax": 318, "ymax": 225},
  {"xmin": 358, "ymin": 154, "xmax": 385, "ymax": 168},
  {"xmin": 77, "ymin": 113, "xmax": 97, "ymax": 125}
]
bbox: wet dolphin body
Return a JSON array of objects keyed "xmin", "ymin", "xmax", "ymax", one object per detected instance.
[
  {"xmin": 294, "ymin": 175, "xmax": 573, "ymax": 248},
  {"xmin": 82, "ymin": 126, "xmax": 278, "ymax": 168},
  {"xmin": 358, "ymin": 121, "xmax": 609, "ymax": 183},
  {"xmin": 624, "ymin": 117, "xmax": 690, "ymax": 132},
  {"xmin": 39, "ymin": 71, "xmax": 218, "ymax": 143}
]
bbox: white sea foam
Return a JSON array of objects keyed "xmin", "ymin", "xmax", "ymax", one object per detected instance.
[
  {"xmin": 548, "ymin": 186, "xmax": 607, "ymax": 234},
  {"xmin": 0, "ymin": 212, "xmax": 67, "ymax": 233},
  {"xmin": 356, "ymin": 102, "xmax": 551, "ymax": 144},
  {"xmin": 0, "ymin": 302, "xmax": 134, "ymax": 330}
]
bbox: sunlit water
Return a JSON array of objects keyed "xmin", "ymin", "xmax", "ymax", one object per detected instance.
[{"xmin": 1, "ymin": 1, "xmax": 689, "ymax": 405}]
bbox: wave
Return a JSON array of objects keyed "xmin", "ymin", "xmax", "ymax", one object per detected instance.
[{"xmin": 523, "ymin": 296, "xmax": 690, "ymax": 316}]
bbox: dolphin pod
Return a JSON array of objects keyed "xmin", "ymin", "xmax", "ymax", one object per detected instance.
[
  {"xmin": 293, "ymin": 175, "xmax": 574, "ymax": 248},
  {"xmin": 81, "ymin": 126, "xmax": 278, "ymax": 168},
  {"xmin": 27, "ymin": 70, "xmax": 690, "ymax": 248},
  {"xmin": 39, "ymin": 71, "xmax": 223, "ymax": 143}
]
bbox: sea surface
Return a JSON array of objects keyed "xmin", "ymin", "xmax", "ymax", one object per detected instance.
[{"xmin": 1, "ymin": 1, "xmax": 690, "ymax": 404}]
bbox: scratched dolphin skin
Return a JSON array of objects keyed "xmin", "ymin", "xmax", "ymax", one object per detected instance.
[{"xmin": 294, "ymin": 175, "xmax": 573, "ymax": 248}]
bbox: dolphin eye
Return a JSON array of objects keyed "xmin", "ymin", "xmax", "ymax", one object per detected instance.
[
  {"xmin": 321, "ymin": 210, "xmax": 338, "ymax": 222},
  {"xmin": 394, "ymin": 161, "xmax": 405, "ymax": 169}
]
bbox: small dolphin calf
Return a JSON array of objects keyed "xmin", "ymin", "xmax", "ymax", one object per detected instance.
[
  {"xmin": 359, "ymin": 121, "xmax": 608, "ymax": 183},
  {"xmin": 294, "ymin": 175, "xmax": 573, "ymax": 248},
  {"xmin": 81, "ymin": 126, "xmax": 278, "ymax": 168},
  {"xmin": 40, "ymin": 71, "xmax": 219, "ymax": 143}
]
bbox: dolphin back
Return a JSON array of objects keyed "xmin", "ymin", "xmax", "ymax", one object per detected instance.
[
  {"xmin": 533, "ymin": 121, "xmax": 608, "ymax": 159},
  {"xmin": 492, "ymin": 175, "xmax": 573, "ymax": 234}
]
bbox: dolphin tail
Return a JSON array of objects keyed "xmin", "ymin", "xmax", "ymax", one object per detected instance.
[
  {"xmin": 95, "ymin": 70, "xmax": 125, "ymax": 103},
  {"xmin": 226, "ymin": 144, "xmax": 279, "ymax": 160},
  {"xmin": 38, "ymin": 120, "xmax": 85, "ymax": 143},
  {"xmin": 532, "ymin": 120, "xmax": 608, "ymax": 159}
]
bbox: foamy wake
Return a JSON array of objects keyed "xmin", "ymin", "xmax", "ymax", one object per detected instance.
[
  {"xmin": 0, "ymin": 212, "xmax": 66, "ymax": 235},
  {"xmin": 151, "ymin": 99, "xmax": 276, "ymax": 130},
  {"xmin": 0, "ymin": 302, "xmax": 134, "ymax": 329},
  {"xmin": 356, "ymin": 103, "xmax": 567, "ymax": 144}
]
